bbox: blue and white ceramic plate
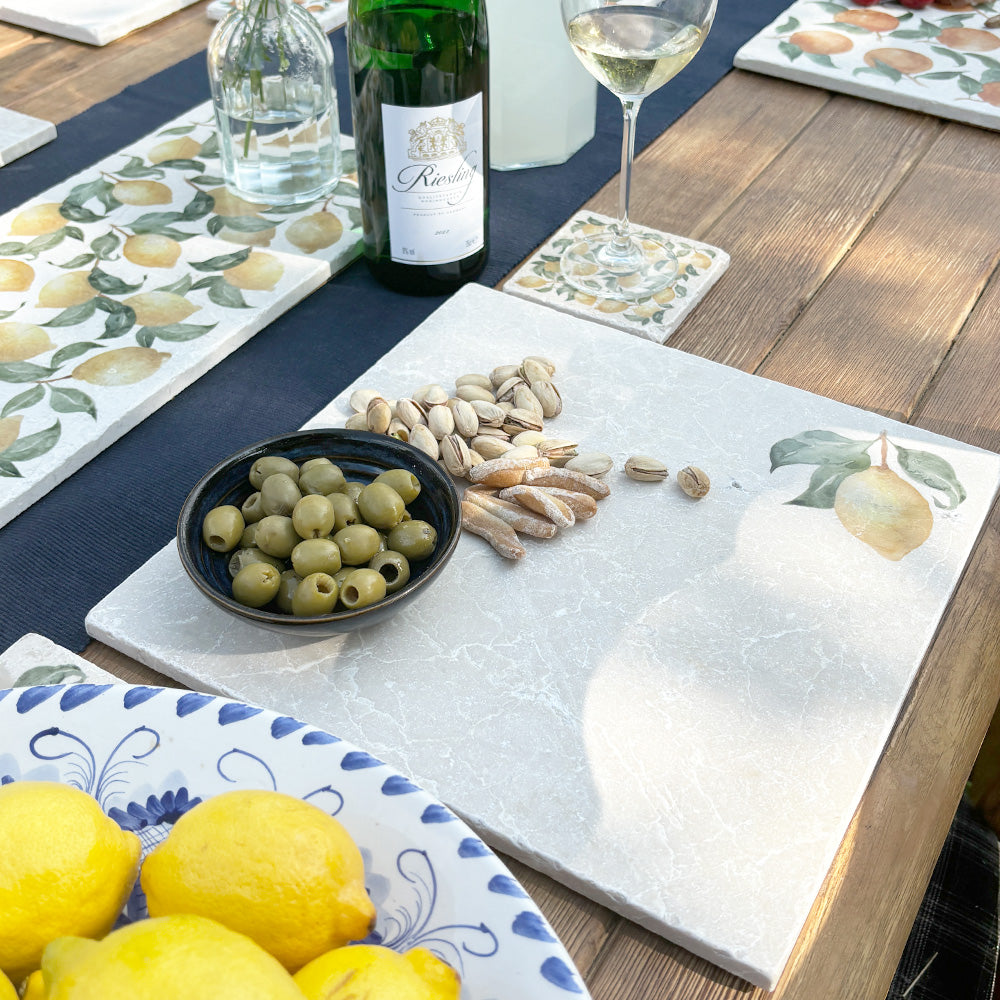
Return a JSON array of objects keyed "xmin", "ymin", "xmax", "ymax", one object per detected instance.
[{"xmin": 0, "ymin": 684, "xmax": 589, "ymax": 1000}]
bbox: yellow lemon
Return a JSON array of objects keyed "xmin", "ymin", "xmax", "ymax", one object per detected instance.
[
  {"xmin": 9, "ymin": 203, "xmax": 64, "ymax": 236},
  {"xmin": 141, "ymin": 789, "xmax": 376, "ymax": 972},
  {"xmin": 0, "ymin": 781, "xmax": 141, "ymax": 984},
  {"xmin": 20, "ymin": 971, "xmax": 44, "ymax": 1000},
  {"xmin": 0, "ymin": 415, "xmax": 23, "ymax": 453},
  {"xmin": 122, "ymin": 291, "xmax": 199, "ymax": 326},
  {"xmin": 0, "ymin": 259, "xmax": 34, "ymax": 291},
  {"xmin": 41, "ymin": 915, "xmax": 305, "ymax": 1000},
  {"xmin": 122, "ymin": 234, "xmax": 182, "ymax": 269},
  {"xmin": 0, "ymin": 323, "xmax": 54, "ymax": 361},
  {"xmin": 223, "ymin": 251, "xmax": 284, "ymax": 291},
  {"xmin": 71, "ymin": 347, "xmax": 171, "ymax": 386},
  {"xmin": 286, "ymin": 212, "xmax": 344, "ymax": 253},
  {"xmin": 146, "ymin": 136, "xmax": 201, "ymax": 164},
  {"xmin": 294, "ymin": 944, "xmax": 460, "ymax": 1000},
  {"xmin": 37, "ymin": 271, "xmax": 97, "ymax": 309},
  {"xmin": 217, "ymin": 223, "xmax": 276, "ymax": 247},
  {"xmin": 208, "ymin": 187, "xmax": 269, "ymax": 217},
  {"xmin": 111, "ymin": 181, "xmax": 173, "ymax": 206},
  {"xmin": 0, "ymin": 972, "xmax": 17, "ymax": 1000}
]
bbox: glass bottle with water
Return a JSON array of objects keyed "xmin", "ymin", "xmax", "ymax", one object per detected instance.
[{"xmin": 208, "ymin": 0, "xmax": 341, "ymax": 205}]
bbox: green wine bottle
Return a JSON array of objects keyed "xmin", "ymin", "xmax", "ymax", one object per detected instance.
[{"xmin": 347, "ymin": 0, "xmax": 489, "ymax": 295}]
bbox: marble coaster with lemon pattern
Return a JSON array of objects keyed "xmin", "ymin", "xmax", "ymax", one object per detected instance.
[
  {"xmin": 207, "ymin": 0, "xmax": 348, "ymax": 32},
  {"xmin": 0, "ymin": 633, "xmax": 119, "ymax": 688},
  {"xmin": 0, "ymin": 108, "xmax": 56, "ymax": 167},
  {"xmin": 502, "ymin": 211, "xmax": 729, "ymax": 345}
]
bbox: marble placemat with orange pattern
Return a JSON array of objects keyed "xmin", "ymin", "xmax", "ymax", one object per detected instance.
[
  {"xmin": 501, "ymin": 211, "xmax": 729, "ymax": 345},
  {"xmin": 735, "ymin": 0, "xmax": 1000, "ymax": 129}
]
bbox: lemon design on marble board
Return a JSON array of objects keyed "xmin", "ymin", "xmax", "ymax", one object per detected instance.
[{"xmin": 770, "ymin": 427, "xmax": 966, "ymax": 561}]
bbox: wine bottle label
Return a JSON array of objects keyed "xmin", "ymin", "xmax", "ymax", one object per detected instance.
[{"xmin": 381, "ymin": 94, "xmax": 485, "ymax": 266}]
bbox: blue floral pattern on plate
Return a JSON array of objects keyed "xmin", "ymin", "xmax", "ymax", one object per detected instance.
[{"xmin": 0, "ymin": 683, "xmax": 588, "ymax": 999}]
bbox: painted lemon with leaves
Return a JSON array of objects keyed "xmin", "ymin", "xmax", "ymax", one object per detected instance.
[
  {"xmin": 141, "ymin": 789, "xmax": 376, "ymax": 972},
  {"xmin": 111, "ymin": 180, "xmax": 173, "ymax": 206},
  {"xmin": 223, "ymin": 252, "xmax": 284, "ymax": 291},
  {"xmin": 0, "ymin": 781, "xmax": 141, "ymax": 985},
  {"xmin": 37, "ymin": 271, "xmax": 98, "ymax": 309},
  {"xmin": 123, "ymin": 234, "xmax": 182, "ymax": 269},
  {"xmin": 0, "ymin": 259, "xmax": 34, "ymax": 291},
  {"xmin": 294, "ymin": 944, "xmax": 461, "ymax": 1000},
  {"xmin": 208, "ymin": 187, "xmax": 268, "ymax": 217},
  {"xmin": 40, "ymin": 915, "xmax": 305, "ymax": 1000},
  {"xmin": 286, "ymin": 211, "xmax": 343, "ymax": 253},
  {"xmin": 72, "ymin": 347, "xmax": 171, "ymax": 386},
  {"xmin": 9, "ymin": 203, "xmax": 65, "ymax": 236},
  {"xmin": 147, "ymin": 136, "xmax": 202, "ymax": 164},
  {"xmin": 0, "ymin": 323, "xmax": 54, "ymax": 361},
  {"xmin": 122, "ymin": 291, "xmax": 200, "ymax": 326}
]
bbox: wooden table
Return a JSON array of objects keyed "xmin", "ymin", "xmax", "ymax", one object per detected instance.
[{"xmin": 3, "ymin": 7, "xmax": 1000, "ymax": 1000}]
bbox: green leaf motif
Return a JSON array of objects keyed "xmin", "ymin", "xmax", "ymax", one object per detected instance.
[
  {"xmin": 207, "ymin": 278, "xmax": 249, "ymax": 309},
  {"xmin": 88, "ymin": 268, "xmax": 144, "ymax": 296},
  {"xmin": 895, "ymin": 444, "xmax": 966, "ymax": 510},
  {"xmin": 981, "ymin": 67, "xmax": 1000, "ymax": 84},
  {"xmin": 12, "ymin": 664, "xmax": 86, "ymax": 686},
  {"xmin": 42, "ymin": 299, "xmax": 99, "ymax": 328},
  {"xmin": 0, "ymin": 361, "xmax": 57, "ymax": 383},
  {"xmin": 181, "ymin": 189, "xmax": 214, "ymax": 222},
  {"xmin": 210, "ymin": 214, "xmax": 276, "ymax": 233},
  {"xmin": 920, "ymin": 71, "xmax": 961, "ymax": 80},
  {"xmin": 769, "ymin": 429, "xmax": 877, "ymax": 472},
  {"xmin": 159, "ymin": 158, "xmax": 206, "ymax": 172},
  {"xmin": 931, "ymin": 45, "xmax": 967, "ymax": 66},
  {"xmin": 191, "ymin": 174, "xmax": 226, "ymax": 187},
  {"xmin": 958, "ymin": 74, "xmax": 983, "ymax": 96},
  {"xmin": 968, "ymin": 52, "xmax": 1000, "ymax": 70},
  {"xmin": 48, "ymin": 386, "xmax": 97, "ymax": 419},
  {"xmin": 1, "ymin": 384, "xmax": 44, "ymax": 417},
  {"xmin": 870, "ymin": 58, "xmax": 903, "ymax": 82},
  {"xmin": 190, "ymin": 248, "xmax": 252, "ymax": 272},
  {"xmin": 91, "ymin": 232, "xmax": 121, "ymax": 261},
  {"xmin": 939, "ymin": 13, "xmax": 975, "ymax": 28},
  {"xmin": 24, "ymin": 231, "xmax": 68, "ymax": 257},
  {"xmin": 115, "ymin": 156, "xmax": 166, "ymax": 180},
  {"xmin": 779, "ymin": 40, "xmax": 803, "ymax": 62},
  {"xmin": 98, "ymin": 303, "xmax": 136, "ymax": 340},
  {"xmin": 0, "ymin": 419, "xmax": 59, "ymax": 461},
  {"xmin": 136, "ymin": 323, "xmax": 216, "ymax": 345},
  {"xmin": 64, "ymin": 177, "xmax": 119, "ymax": 213},
  {"xmin": 129, "ymin": 211, "xmax": 186, "ymax": 230},
  {"xmin": 785, "ymin": 459, "xmax": 870, "ymax": 509},
  {"xmin": 59, "ymin": 203, "xmax": 105, "ymax": 225},
  {"xmin": 0, "ymin": 458, "xmax": 21, "ymax": 477},
  {"xmin": 156, "ymin": 275, "xmax": 194, "ymax": 296},
  {"xmin": 0, "ymin": 242, "xmax": 26, "ymax": 255},
  {"xmin": 54, "ymin": 253, "xmax": 97, "ymax": 270},
  {"xmin": 0, "ymin": 306, "xmax": 21, "ymax": 320},
  {"xmin": 199, "ymin": 133, "xmax": 220, "ymax": 159},
  {"xmin": 51, "ymin": 341, "xmax": 103, "ymax": 368}
]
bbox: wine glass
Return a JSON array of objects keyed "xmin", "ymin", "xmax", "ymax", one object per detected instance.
[{"xmin": 560, "ymin": 0, "xmax": 716, "ymax": 301}]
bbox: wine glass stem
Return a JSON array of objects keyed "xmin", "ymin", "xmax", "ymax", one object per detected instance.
[{"xmin": 614, "ymin": 98, "xmax": 641, "ymax": 252}]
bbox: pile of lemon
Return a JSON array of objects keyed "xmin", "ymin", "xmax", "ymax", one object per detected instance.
[{"xmin": 0, "ymin": 782, "xmax": 460, "ymax": 1000}]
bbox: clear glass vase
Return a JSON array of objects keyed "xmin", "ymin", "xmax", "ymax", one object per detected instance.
[{"xmin": 207, "ymin": 0, "xmax": 341, "ymax": 205}]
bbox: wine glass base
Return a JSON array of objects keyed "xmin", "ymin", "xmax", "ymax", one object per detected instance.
[{"xmin": 560, "ymin": 230, "xmax": 678, "ymax": 302}]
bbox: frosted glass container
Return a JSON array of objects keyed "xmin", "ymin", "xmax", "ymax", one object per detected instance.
[{"xmin": 488, "ymin": 0, "xmax": 597, "ymax": 170}]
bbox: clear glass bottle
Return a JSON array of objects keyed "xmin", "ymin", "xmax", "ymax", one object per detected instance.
[{"xmin": 207, "ymin": 0, "xmax": 341, "ymax": 206}]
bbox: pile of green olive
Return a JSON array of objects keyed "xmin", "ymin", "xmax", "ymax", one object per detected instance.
[{"xmin": 201, "ymin": 455, "xmax": 438, "ymax": 616}]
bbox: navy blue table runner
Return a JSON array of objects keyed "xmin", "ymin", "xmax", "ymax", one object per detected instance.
[{"xmin": 0, "ymin": 2, "xmax": 791, "ymax": 653}]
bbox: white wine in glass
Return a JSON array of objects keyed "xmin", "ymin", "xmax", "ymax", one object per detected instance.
[{"xmin": 560, "ymin": 0, "xmax": 716, "ymax": 301}]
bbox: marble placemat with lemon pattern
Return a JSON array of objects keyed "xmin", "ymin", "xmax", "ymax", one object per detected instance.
[
  {"xmin": 0, "ymin": 99, "xmax": 361, "ymax": 530},
  {"xmin": 502, "ymin": 211, "xmax": 729, "ymax": 345},
  {"xmin": 0, "ymin": 108, "xmax": 56, "ymax": 167},
  {"xmin": 207, "ymin": 0, "xmax": 348, "ymax": 32},
  {"xmin": 0, "ymin": 0, "xmax": 202, "ymax": 45},
  {"xmin": 0, "ymin": 633, "xmax": 118, "ymax": 688},
  {"xmin": 735, "ymin": 0, "xmax": 1000, "ymax": 130}
]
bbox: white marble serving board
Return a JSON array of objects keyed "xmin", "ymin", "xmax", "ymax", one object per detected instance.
[
  {"xmin": 86, "ymin": 283, "xmax": 1000, "ymax": 990},
  {"xmin": 207, "ymin": 0, "xmax": 347, "ymax": 32},
  {"xmin": 503, "ymin": 211, "xmax": 729, "ymax": 345},
  {"xmin": 735, "ymin": 0, "xmax": 1000, "ymax": 130},
  {"xmin": 0, "ymin": 633, "xmax": 118, "ymax": 687},
  {"xmin": 0, "ymin": 108, "xmax": 56, "ymax": 167},
  {"xmin": 0, "ymin": 0, "xmax": 202, "ymax": 45},
  {"xmin": 0, "ymin": 99, "xmax": 360, "ymax": 529}
]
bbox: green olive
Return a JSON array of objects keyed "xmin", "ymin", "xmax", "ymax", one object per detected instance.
[
  {"xmin": 202, "ymin": 505, "xmax": 245, "ymax": 553},
  {"xmin": 369, "ymin": 549, "xmax": 410, "ymax": 593},
  {"xmin": 333, "ymin": 566, "xmax": 354, "ymax": 590},
  {"xmin": 249, "ymin": 455, "xmax": 299, "ymax": 489},
  {"xmin": 329, "ymin": 493, "xmax": 360, "ymax": 532},
  {"xmin": 292, "ymin": 572, "xmax": 340, "ymax": 616},
  {"xmin": 275, "ymin": 569, "xmax": 302, "ymax": 614},
  {"xmin": 260, "ymin": 473, "xmax": 302, "ymax": 517},
  {"xmin": 232, "ymin": 562, "xmax": 282, "ymax": 608},
  {"xmin": 357, "ymin": 482, "xmax": 405, "ymax": 530},
  {"xmin": 239, "ymin": 522, "xmax": 258, "ymax": 548},
  {"xmin": 338, "ymin": 568, "xmax": 387, "ymax": 610},
  {"xmin": 387, "ymin": 519, "xmax": 437, "ymax": 561},
  {"xmin": 343, "ymin": 481, "xmax": 365, "ymax": 503},
  {"xmin": 228, "ymin": 546, "xmax": 285, "ymax": 578},
  {"xmin": 332, "ymin": 524, "xmax": 381, "ymax": 565},
  {"xmin": 299, "ymin": 457, "xmax": 332, "ymax": 472},
  {"xmin": 374, "ymin": 468, "xmax": 421, "ymax": 504},
  {"xmin": 299, "ymin": 463, "xmax": 347, "ymax": 496},
  {"xmin": 254, "ymin": 515, "xmax": 300, "ymax": 559},
  {"xmin": 292, "ymin": 493, "xmax": 336, "ymax": 539},
  {"xmin": 241, "ymin": 491, "xmax": 264, "ymax": 524},
  {"xmin": 291, "ymin": 537, "xmax": 342, "ymax": 577}
]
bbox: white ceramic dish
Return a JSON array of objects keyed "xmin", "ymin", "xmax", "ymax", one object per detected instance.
[{"xmin": 0, "ymin": 683, "xmax": 588, "ymax": 1000}]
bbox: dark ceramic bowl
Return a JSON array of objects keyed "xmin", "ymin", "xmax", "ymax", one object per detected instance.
[{"xmin": 177, "ymin": 428, "xmax": 462, "ymax": 636}]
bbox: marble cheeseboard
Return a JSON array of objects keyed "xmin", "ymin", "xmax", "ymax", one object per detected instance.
[{"xmin": 86, "ymin": 283, "xmax": 1000, "ymax": 990}]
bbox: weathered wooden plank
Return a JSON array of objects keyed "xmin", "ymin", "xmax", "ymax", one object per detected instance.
[
  {"xmin": 663, "ymin": 96, "xmax": 940, "ymax": 373},
  {"xmin": 759, "ymin": 121, "xmax": 1000, "ymax": 420}
]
